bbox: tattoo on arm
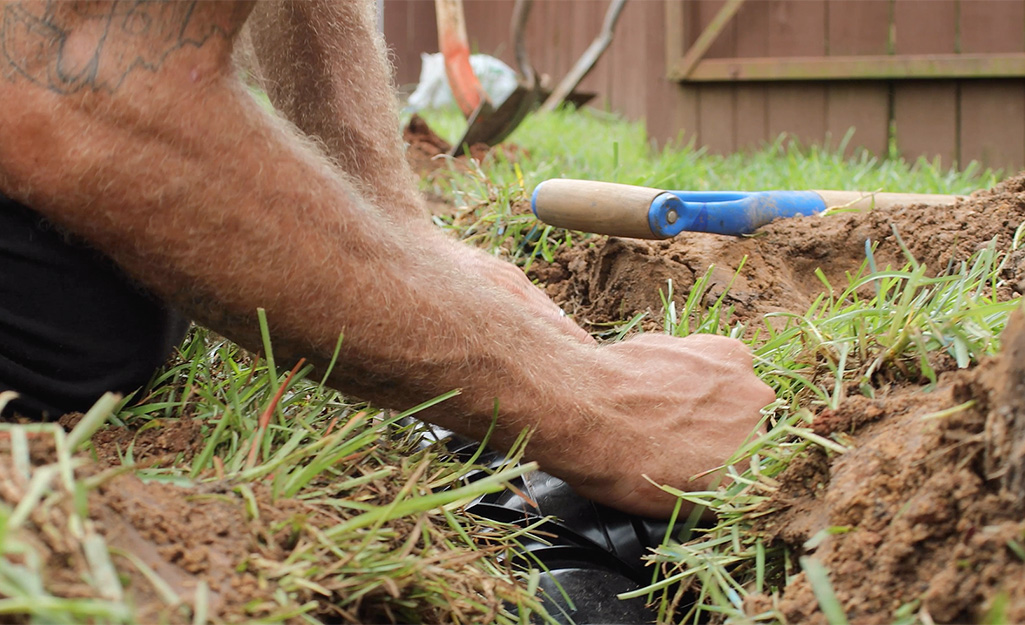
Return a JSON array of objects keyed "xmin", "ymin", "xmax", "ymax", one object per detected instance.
[{"xmin": 0, "ymin": 1, "xmax": 246, "ymax": 94}]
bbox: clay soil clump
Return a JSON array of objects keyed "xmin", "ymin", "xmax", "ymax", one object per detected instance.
[{"xmin": 753, "ymin": 341, "xmax": 1025, "ymax": 624}]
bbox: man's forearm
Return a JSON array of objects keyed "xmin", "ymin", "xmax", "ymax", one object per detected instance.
[{"xmin": 242, "ymin": 0, "xmax": 429, "ymax": 225}]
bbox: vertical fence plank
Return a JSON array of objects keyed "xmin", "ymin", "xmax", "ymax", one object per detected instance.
[
  {"xmin": 548, "ymin": 1, "xmax": 568, "ymax": 81},
  {"xmin": 570, "ymin": 0, "xmax": 616, "ymax": 111},
  {"xmin": 892, "ymin": 0, "xmax": 958, "ymax": 167},
  {"xmin": 699, "ymin": 87, "xmax": 736, "ymax": 154},
  {"xmin": 827, "ymin": 0, "xmax": 890, "ymax": 56},
  {"xmin": 825, "ymin": 0, "xmax": 890, "ymax": 157},
  {"xmin": 535, "ymin": 1, "xmax": 554, "ymax": 82},
  {"xmin": 767, "ymin": 84, "xmax": 827, "ymax": 150},
  {"xmin": 897, "ymin": 80, "xmax": 959, "ymax": 168},
  {"xmin": 462, "ymin": 1, "xmax": 515, "ymax": 61},
  {"xmin": 638, "ymin": 0, "xmax": 675, "ymax": 142},
  {"xmin": 766, "ymin": 0, "xmax": 827, "ymax": 146},
  {"xmin": 607, "ymin": 0, "xmax": 649, "ymax": 119},
  {"xmin": 826, "ymin": 85, "xmax": 890, "ymax": 154},
  {"xmin": 383, "ymin": 0, "xmax": 439, "ymax": 86},
  {"xmin": 959, "ymin": 1, "xmax": 1025, "ymax": 173},
  {"xmin": 766, "ymin": 0, "xmax": 826, "ymax": 56},
  {"xmin": 959, "ymin": 0, "xmax": 1025, "ymax": 53},
  {"xmin": 733, "ymin": 0, "xmax": 770, "ymax": 152},
  {"xmin": 735, "ymin": 85, "xmax": 768, "ymax": 152},
  {"xmin": 960, "ymin": 82, "xmax": 1025, "ymax": 173},
  {"xmin": 524, "ymin": 0, "xmax": 550, "ymax": 84},
  {"xmin": 571, "ymin": 0, "xmax": 604, "ymax": 100},
  {"xmin": 693, "ymin": 0, "xmax": 738, "ymax": 154},
  {"xmin": 646, "ymin": 0, "xmax": 699, "ymax": 148},
  {"xmin": 894, "ymin": 82, "xmax": 959, "ymax": 166},
  {"xmin": 893, "ymin": 0, "xmax": 957, "ymax": 54}
]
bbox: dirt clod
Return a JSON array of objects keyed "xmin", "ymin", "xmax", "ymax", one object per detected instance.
[
  {"xmin": 87, "ymin": 416, "xmax": 204, "ymax": 465},
  {"xmin": 403, "ymin": 114, "xmax": 524, "ymax": 177}
]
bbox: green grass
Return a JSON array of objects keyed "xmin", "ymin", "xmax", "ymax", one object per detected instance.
[
  {"xmin": 0, "ymin": 323, "xmax": 552, "ymax": 624},
  {"xmin": 0, "ymin": 105, "xmax": 1012, "ymax": 624},
  {"xmin": 418, "ymin": 105, "xmax": 996, "ymax": 196},
  {"xmin": 625, "ymin": 239, "xmax": 1021, "ymax": 624}
]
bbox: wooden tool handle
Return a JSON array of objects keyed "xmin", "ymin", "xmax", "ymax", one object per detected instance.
[
  {"xmin": 813, "ymin": 190, "xmax": 963, "ymax": 211},
  {"xmin": 532, "ymin": 179, "xmax": 666, "ymax": 239}
]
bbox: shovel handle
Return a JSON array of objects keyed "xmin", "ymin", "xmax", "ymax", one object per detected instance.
[
  {"xmin": 811, "ymin": 190, "xmax": 962, "ymax": 211},
  {"xmin": 436, "ymin": 0, "xmax": 485, "ymax": 117},
  {"xmin": 531, "ymin": 180, "xmax": 815, "ymax": 238}
]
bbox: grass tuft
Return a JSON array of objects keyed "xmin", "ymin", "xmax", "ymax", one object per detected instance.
[{"xmin": 624, "ymin": 224, "xmax": 1017, "ymax": 623}]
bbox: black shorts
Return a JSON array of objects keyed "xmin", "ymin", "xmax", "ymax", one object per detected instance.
[{"xmin": 0, "ymin": 193, "xmax": 189, "ymax": 419}]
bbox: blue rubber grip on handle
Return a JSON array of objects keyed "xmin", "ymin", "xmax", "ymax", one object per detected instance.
[{"xmin": 651, "ymin": 190, "xmax": 827, "ymax": 237}]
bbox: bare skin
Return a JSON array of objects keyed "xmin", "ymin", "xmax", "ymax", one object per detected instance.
[
  {"xmin": 238, "ymin": 0, "xmax": 588, "ymax": 342},
  {"xmin": 0, "ymin": 0, "xmax": 774, "ymax": 517}
]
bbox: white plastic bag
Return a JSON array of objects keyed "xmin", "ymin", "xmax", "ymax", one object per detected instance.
[{"xmin": 405, "ymin": 52, "xmax": 518, "ymax": 112}]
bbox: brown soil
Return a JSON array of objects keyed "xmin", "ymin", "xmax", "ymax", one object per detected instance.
[
  {"xmin": 60, "ymin": 412, "xmax": 205, "ymax": 466},
  {"xmin": 749, "ymin": 315, "xmax": 1025, "ymax": 624},
  {"xmin": 95, "ymin": 475, "xmax": 273, "ymax": 623},
  {"xmin": 403, "ymin": 114, "xmax": 527, "ymax": 178},
  {"xmin": 524, "ymin": 171, "xmax": 1025, "ymax": 623}
]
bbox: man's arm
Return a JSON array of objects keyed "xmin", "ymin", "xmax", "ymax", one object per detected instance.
[
  {"xmin": 0, "ymin": 0, "xmax": 773, "ymax": 517},
  {"xmin": 237, "ymin": 0, "xmax": 589, "ymax": 342},
  {"xmin": 240, "ymin": 0, "xmax": 428, "ymax": 225}
]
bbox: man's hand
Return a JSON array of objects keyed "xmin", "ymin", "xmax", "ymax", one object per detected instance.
[
  {"xmin": 421, "ymin": 241, "xmax": 770, "ymax": 518},
  {"xmin": 555, "ymin": 333, "xmax": 775, "ymax": 518}
]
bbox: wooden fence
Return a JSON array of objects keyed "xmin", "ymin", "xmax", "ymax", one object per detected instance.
[{"xmin": 384, "ymin": 0, "xmax": 1025, "ymax": 173}]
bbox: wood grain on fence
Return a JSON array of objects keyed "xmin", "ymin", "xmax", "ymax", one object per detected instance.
[
  {"xmin": 959, "ymin": 1, "xmax": 1025, "ymax": 172},
  {"xmin": 893, "ymin": 0, "xmax": 959, "ymax": 167},
  {"xmin": 826, "ymin": 1, "xmax": 890, "ymax": 157}
]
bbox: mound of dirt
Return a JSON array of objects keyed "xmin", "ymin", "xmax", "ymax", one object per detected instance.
[
  {"xmin": 403, "ymin": 114, "xmax": 491, "ymax": 176},
  {"xmin": 748, "ymin": 308, "xmax": 1025, "ymax": 624},
  {"xmin": 529, "ymin": 175, "xmax": 1025, "ymax": 329},
  {"xmin": 403, "ymin": 114, "xmax": 527, "ymax": 177},
  {"xmin": 96, "ymin": 476, "xmax": 274, "ymax": 623}
]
